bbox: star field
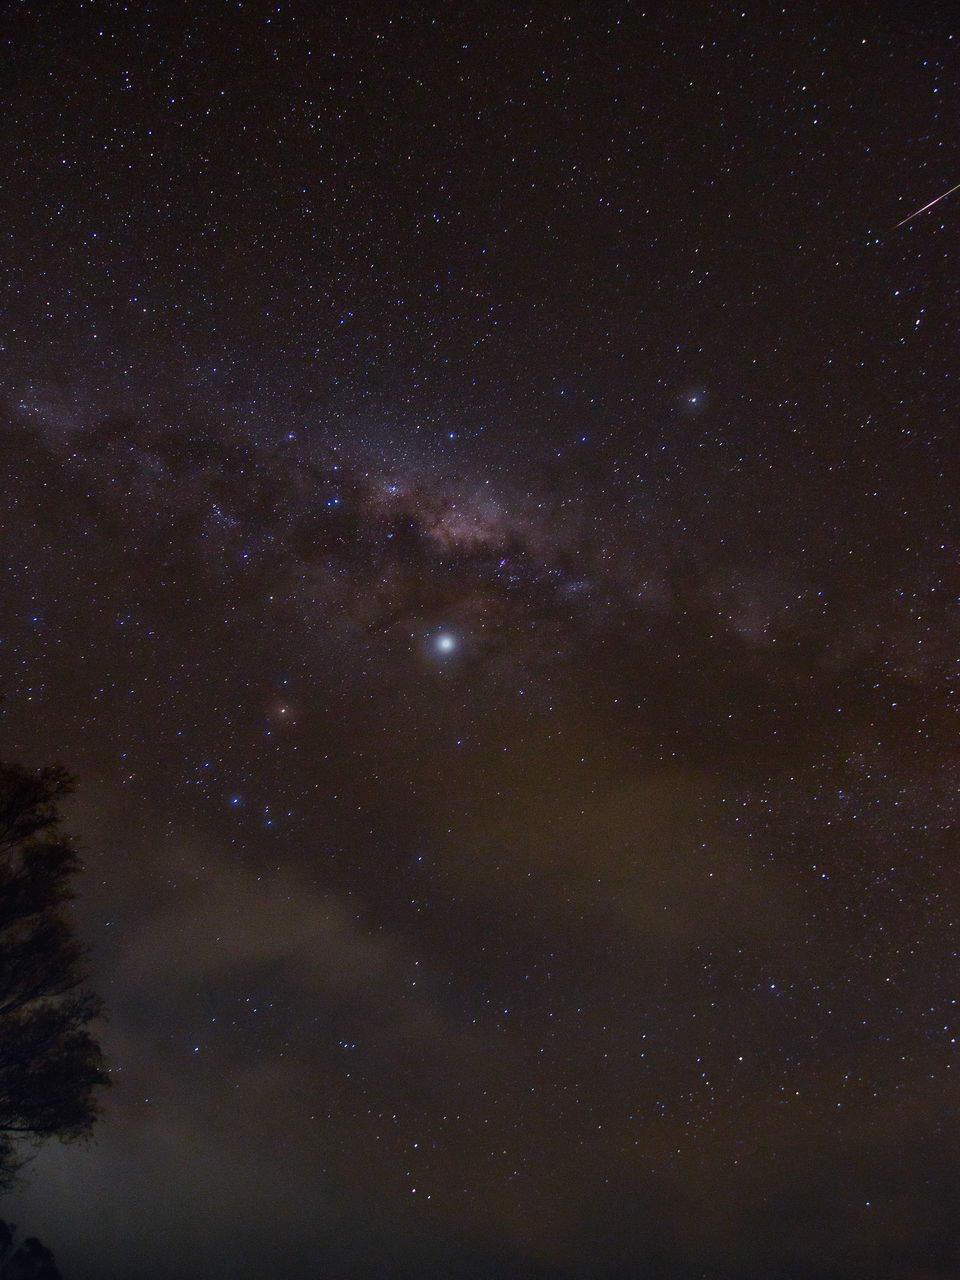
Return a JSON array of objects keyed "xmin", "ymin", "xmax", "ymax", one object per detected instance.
[{"xmin": 0, "ymin": 4, "xmax": 958, "ymax": 1279}]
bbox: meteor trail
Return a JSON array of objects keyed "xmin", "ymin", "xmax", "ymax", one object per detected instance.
[{"xmin": 895, "ymin": 179, "xmax": 960, "ymax": 228}]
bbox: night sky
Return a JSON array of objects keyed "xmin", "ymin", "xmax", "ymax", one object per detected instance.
[{"xmin": 1, "ymin": 4, "xmax": 958, "ymax": 1278}]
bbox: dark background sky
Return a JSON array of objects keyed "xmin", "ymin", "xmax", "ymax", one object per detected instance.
[{"xmin": 1, "ymin": 3, "xmax": 958, "ymax": 1277}]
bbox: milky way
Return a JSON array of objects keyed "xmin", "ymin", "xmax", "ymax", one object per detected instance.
[{"xmin": 1, "ymin": 5, "xmax": 959, "ymax": 1280}]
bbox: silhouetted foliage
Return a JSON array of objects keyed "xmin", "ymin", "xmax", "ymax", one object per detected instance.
[
  {"xmin": 0, "ymin": 763, "xmax": 109, "ymax": 1189},
  {"xmin": 0, "ymin": 1220, "xmax": 61, "ymax": 1279}
]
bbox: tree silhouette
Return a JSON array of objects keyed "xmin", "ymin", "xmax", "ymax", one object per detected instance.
[
  {"xmin": 0, "ymin": 762, "xmax": 109, "ymax": 1189},
  {"xmin": 0, "ymin": 1221, "xmax": 61, "ymax": 1279}
]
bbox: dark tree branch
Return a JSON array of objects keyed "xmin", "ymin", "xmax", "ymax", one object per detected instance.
[{"xmin": 0, "ymin": 763, "xmax": 109, "ymax": 1188}]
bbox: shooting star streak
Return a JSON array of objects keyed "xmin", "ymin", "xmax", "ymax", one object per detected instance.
[{"xmin": 895, "ymin": 180, "xmax": 960, "ymax": 228}]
